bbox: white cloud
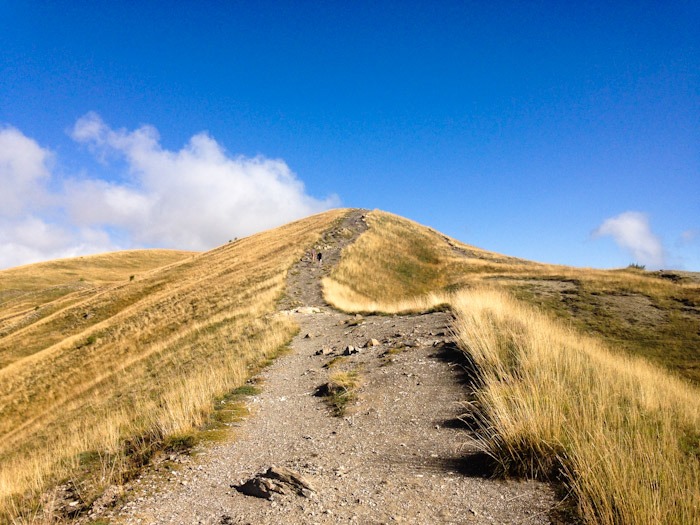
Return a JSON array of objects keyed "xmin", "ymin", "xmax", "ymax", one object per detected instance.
[
  {"xmin": 0, "ymin": 216, "xmax": 116, "ymax": 269},
  {"xmin": 68, "ymin": 113, "xmax": 338, "ymax": 250},
  {"xmin": 0, "ymin": 127, "xmax": 52, "ymax": 217},
  {"xmin": 0, "ymin": 115, "xmax": 338, "ymax": 269},
  {"xmin": 0, "ymin": 128, "xmax": 91, "ymax": 268},
  {"xmin": 593, "ymin": 211, "xmax": 665, "ymax": 268}
]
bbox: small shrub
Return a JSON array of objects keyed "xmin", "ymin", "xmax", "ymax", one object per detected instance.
[
  {"xmin": 229, "ymin": 384, "xmax": 261, "ymax": 397},
  {"xmin": 164, "ymin": 432, "xmax": 198, "ymax": 452}
]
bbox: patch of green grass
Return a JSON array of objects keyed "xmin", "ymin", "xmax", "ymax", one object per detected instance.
[
  {"xmin": 680, "ymin": 429, "xmax": 700, "ymax": 458},
  {"xmin": 77, "ymin": 450, "xmax": 103, "ymax": 467},
  {"xmin": 196, "ymin": 383, "xmax": 262, "ymax": 443},
  {"xmin": 384, "ymin": 345, "xmax": 406, "ymax": 356},
  {"xmin": 378, "ymin": 345, "xmax": 408, "ymax": 366},
  {"xmin": 323, "ymin": 355, "xmax": 346, "ymax": 369},
  {"xmin": 510, "ymin": 279, "xmax": 700, "ymax": 384},
  {"xmin": 229, "ymin": 384, "xmax": 261, "ymax": 397},
  {"xmin": 317, "ymin": 370, "xmax": 360, "ymax": 416},
  {"xmin": 248, "ymin": 343, "xmax": 294, "ymax": 372},
  {"xmin": 164, "ymin": 432, "xmax": 198, "ymax": 453}
]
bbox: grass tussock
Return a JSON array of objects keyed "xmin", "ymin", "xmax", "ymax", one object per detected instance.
[
  {"xmin": 0, "ymin": 209, "xmax": 348, "ymax": 522},
  {"xmin": 318, "ymin": 370, "xmax": 361, "ymax": 416},
  {"xmin": 452, "ymin": 288, "xmax": 700, "ymax": 524}
]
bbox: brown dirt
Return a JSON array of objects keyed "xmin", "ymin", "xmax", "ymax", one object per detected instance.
[{"xmin": 95, "ymin": 211, "xmax": 565, "ymax": 524}]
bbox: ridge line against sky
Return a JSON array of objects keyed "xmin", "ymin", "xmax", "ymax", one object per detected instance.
[{"xmin": 1, "ymin": 1, "xmax": 698, "ymax": 270}]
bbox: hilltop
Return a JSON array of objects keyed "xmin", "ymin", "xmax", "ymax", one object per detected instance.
[{"xmin": 1, "ymin": 209, "xmax": 698, "ymax": 524}]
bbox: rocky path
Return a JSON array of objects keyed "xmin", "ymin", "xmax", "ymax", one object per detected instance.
[{"xmin": 105, "ymin": 211, "xmax": 561, "ymax": 524}]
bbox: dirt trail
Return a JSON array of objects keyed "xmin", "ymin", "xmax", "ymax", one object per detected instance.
[{"xmin": 105, "ymin": 211, "xmax": 561, "ymax": 524}]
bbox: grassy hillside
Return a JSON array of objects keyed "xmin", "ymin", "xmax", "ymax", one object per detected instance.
[
  {"xmin": 323, "ymin": 209, "xmax": 700, "ymax": 524},
  {"xmin": 0, "ymin": 250, "xmax": 194, "ymax": 367},
  {"xmin": 0, "ymin": 209, "xmax": 347, "ymax": 521},
  {"xmin": 0, "ymin": 249, "xmax": 195, "ymax": 291}
]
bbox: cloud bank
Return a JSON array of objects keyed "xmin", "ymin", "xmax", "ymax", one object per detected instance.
[
  {"xmin": 0, "ymin": 115, "xmax": 338, "ymax": 269},
  {"xmin": 593, "ymin": 211, "xmax": 666, "ymax": 268}
]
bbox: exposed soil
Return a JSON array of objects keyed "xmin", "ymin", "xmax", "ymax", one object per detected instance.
[
  {"xmin": 98, "ymin": 211, "xmax": 563, "ymax": 524},
  {"xmin": 505, "ymin": 278, "xmax": 670, "ymax": 329}
]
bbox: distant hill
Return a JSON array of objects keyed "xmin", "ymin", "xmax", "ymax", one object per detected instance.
[{"xmin": 0, "ymin": 249, "xmax": 195, "ymax": 333}]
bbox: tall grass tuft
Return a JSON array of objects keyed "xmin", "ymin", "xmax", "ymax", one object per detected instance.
[{"xmin": 452, "ymin": 288, "xmax": 700, "ymax": 524}]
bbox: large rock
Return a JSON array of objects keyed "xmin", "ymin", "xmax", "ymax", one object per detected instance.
[
  {"xmin": 343, "ymin": 345, "xmax": 359, "ymax": 355},
  {"xmin": 235, "ymin": 466, "xmax": 315, "ymax": 499},
  {"xmin": 235, "ymin": 476, "xmax": 285, "ymax": 499}
]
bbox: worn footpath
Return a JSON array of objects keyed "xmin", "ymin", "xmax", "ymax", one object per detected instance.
[{"xmin": 103, "ymin": 211, "xmax": 561, "ymax": 524}]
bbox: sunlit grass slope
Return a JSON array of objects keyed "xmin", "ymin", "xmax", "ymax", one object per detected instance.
[
  {"xmin": 0, "ymin": 249, "xmax": 194, "ymax": 291},
  {"xmin": 324, "ymin": 209, "xmax": 700, "ymax": 523},
  {"xmin": 323, "ymin": 210, "xmax": 700, "ymax": 383},
  {"xmin": 321, "ymin": 210, "xmax": 465, "ymax": 313},
  {"xmin": 453, "ymin": 289, "xmax": 700, "ymax": 524},
  {"xmin": 0, "ymin": 250, "xmax": 194, "ymax": 361},
  {"xmin": 0, "ymin": 209, "xmax": 347, "ymax": 521}
]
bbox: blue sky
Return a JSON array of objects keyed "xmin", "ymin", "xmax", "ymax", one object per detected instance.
[{"xmin": 1, "ymin": 1, "xmax": 698, "ymax": 270}]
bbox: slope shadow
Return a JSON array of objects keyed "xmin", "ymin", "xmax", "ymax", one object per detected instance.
[
  {"xmin": 428, "ymin": 341, "xmax": 481, "ymax": 388},
  {"xmin": 430, "ymin": 453, "xmax": 499, "ymax": 478},
  {"xmin": 426, "ymin": 341, "xmax": 497, "ymax": 478}
]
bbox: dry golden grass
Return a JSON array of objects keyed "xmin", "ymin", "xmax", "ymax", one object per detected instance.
[
  {"xmin": 0, "ymin": 250, "xmax": 194, "ymax": 344},
  {"xmin": 0, "ymin": 248, "xmax": 195, "ymax": 291},
  {"xmin": 0, "ymin": 209, "xmax": 348, "ymax": 522},
  {"xmin": 322, "ymin": 370, "xmax": 361, "ymax": 416},
  {"xmin": 322, "ymin": 210, "xmax": 459, "ymax": 313},
  {"xmin": 452, "ymin": 288, "xmax": 700, "ymax": 524},
  {"xmin": 321, "ymin": 278, "xmax": 448, "ymax": 314}
]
